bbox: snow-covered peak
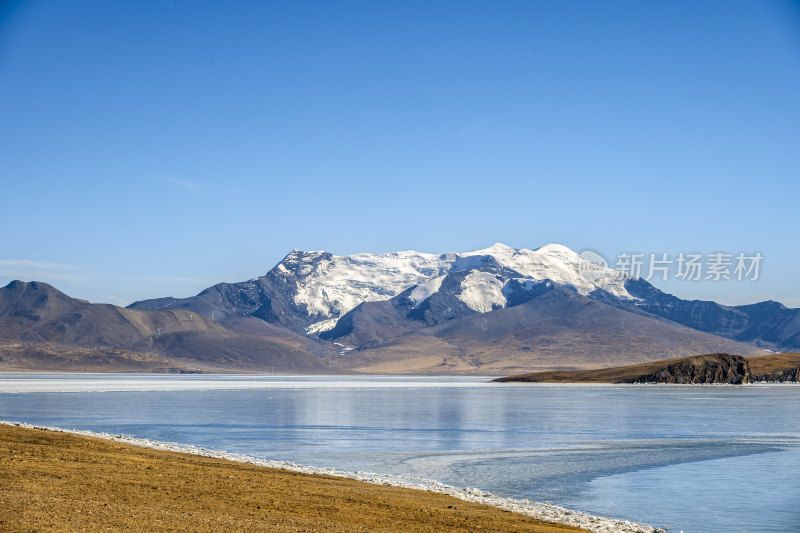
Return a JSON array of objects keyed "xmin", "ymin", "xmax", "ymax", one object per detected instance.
[
  {"xmin": 275, "ymin": 249, "xmax": 332, "ymax": 277},
  {"xmin": 269, "ymin": 242, "xmax": 633, "ymax": 334},
  {"xmin": 534, "ymin": 243, "xmax": 581, "ymax": 256},
  {"xmin": 284, "ymin": 249, "xmax": 328, "ymax": 260},
  {"xmin": 500, "ymin": 245, "xmax": 629, "ymax": 298},
  {"xmin": 456, "ymin": 243, "xmax": 629, "ymax": 299},
  {"xmin": 272, "ymin": 248, "xmax": 449, "ymax": 321},
  {"xmin": 464, "ymin": 242, "xmax": 517, "ymax": 256}
]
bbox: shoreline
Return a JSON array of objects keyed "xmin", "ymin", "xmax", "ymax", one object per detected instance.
[{"xmin": 1, "ymin": 420, "xmax": 663, "ymax": 533}]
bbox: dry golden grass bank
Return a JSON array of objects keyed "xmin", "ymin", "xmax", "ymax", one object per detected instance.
[{"xmin": 0, "ymin": 424, "xmax": 585, "ymax": 533}]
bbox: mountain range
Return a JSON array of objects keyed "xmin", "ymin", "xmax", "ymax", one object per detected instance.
[
  {"xmin": 0, "ymin": 280, "xmax": 332, "ymax": 373},
  {"xmin": 3, "ymin": 243, "xmax": 798, "ymax": 374}
]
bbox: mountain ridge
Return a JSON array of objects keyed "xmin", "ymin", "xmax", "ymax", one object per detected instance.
[
  {"xmin": 129, "ymin": 243, "xmax": 800, "ymax": 354},
  {"xmin": 325, "ymin": 285, "xmax": 766, "ymax": 374},
  {"xmin": 0, "ymin": 280, "xmax": 333, "ymax": 373},
  {"xmin": 128, "ymin": 243, "xmax": 641, "ymax": 335},
  {"xmin": 3, "ymin": 242, "xmax": 796, "ymax": 374}
]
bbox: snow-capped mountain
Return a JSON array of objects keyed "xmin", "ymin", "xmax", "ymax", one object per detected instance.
[
  {"xmin": 131, "ymin": 243, "xmax": 635, "ymax": 335},
  {"xmin": 273, "ymin": 248, "xmax": 450, "ymax": 333},
  {"xmin": 401, "ymin": 243, "xmax": 633, "ymax": 320},
  {"xmin": 288, "ymin": 242, "xmax": 640, "ymax": 332},
  {"xmin": 128, "ymin": 242, "xmax": 800, "ymax": 353},
  {"xmin": 7, "ymin": 243, "xmax": 795, "ymax": 375}
]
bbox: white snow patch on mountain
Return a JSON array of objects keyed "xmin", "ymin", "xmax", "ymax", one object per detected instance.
[
  {"xmin": 410, "ymin": 275, "xmax": 446, "ymax": 308},
  {"xmin": 305, "ymin": 317, "xmax": 340, "ymax": 335},
  {"xmin": 458, "ymin": 272, "xmax": 507, "ymax": 313},
  {"xmin": 465, "ymin": 242, "xmax": 517, "ymax": 256}
]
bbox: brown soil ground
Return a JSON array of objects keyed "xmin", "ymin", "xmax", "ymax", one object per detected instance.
[{"xmin": 0, "ymin": 424, "xmax": 585, "ymax": 533}]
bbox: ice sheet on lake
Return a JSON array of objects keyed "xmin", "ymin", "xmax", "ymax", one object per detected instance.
[{"xmin": 0, "ymin": 374, "xmax": 502, "ymax": 393}]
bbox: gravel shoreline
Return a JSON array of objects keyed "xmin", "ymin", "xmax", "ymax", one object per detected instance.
[{"xmin": 2, "ymin": 420, "xmax": 664, "ymax": 533}]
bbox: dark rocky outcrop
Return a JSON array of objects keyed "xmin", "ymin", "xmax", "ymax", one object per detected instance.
[
  {"xmin": 496, "ymin": 352, "xmax": 800, "ymax": 384},
  {"xmin": 754, "ymin": 367, "xmax": 800, "ymax": 382},
  {"xmin": 620, "ymin": 353, "xmax": 751, "ymax": 384}
]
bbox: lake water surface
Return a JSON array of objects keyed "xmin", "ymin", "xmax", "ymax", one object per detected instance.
[{"xmin": 1, "ymin": 374, "xmax": 798, "ymax": 533}]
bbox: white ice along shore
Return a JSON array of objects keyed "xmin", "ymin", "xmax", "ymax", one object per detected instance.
[{"xmin": 3, "ymin": 420, "xmax": 664, "ymax": 533}]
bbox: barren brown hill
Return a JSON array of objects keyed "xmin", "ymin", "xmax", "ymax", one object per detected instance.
[
  {"xmin": 0, "ymin": 281, "xmax": 333, "ymax": 373},
  {"xmin": 336, "ymin": 288, "xmax": 767, "ymax": 375},
  {"xmin": 0, "ymin": 342, "xmax": 186, "ymax": 373},
  {"xmin": 494, "ymin": 352, "xmax": 800, "ymax": 384}
]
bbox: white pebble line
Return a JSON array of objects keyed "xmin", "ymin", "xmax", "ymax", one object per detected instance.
[{"xmin": 2, "ymin": 420, "xmax": 665, "ymax": 533}]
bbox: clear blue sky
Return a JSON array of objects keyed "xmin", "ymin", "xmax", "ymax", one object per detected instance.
[{"xmin": 1, "ymin": 0, "xmax": 799, "ymax": 306}]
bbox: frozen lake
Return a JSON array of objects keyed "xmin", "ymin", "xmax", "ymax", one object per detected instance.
[{"xmin": 1, "ymin": 374, "xmax": 798, "ymax": 533}]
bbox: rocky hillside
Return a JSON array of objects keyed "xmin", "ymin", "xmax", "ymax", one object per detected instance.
[
  {"xmin": 494, "ymin": 353, "xmax": 800, "ymax": 384},
  {"xmin": 327, "ymin": 289, "xmax": 765, "ymax": 375},
  {"xmin": 622, "ymin": 279, "xmax": 800, "ymax": 352}
]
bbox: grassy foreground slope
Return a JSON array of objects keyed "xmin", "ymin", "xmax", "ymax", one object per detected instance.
[{"xmin": 0, "ymin": 424, "xmax": 584, "ymax": 533}]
